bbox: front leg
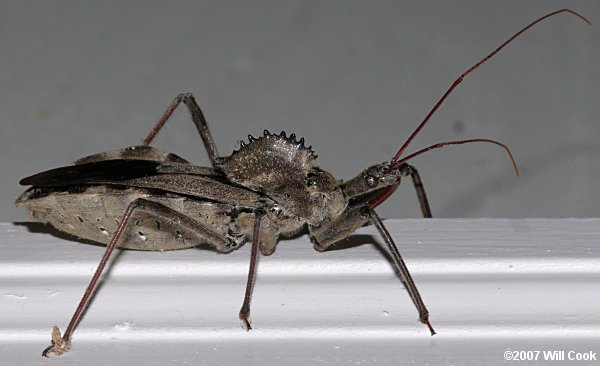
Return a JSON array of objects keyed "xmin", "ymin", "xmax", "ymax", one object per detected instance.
[
  {"xmin": 367, "ymin": 209, "xmax": 435, "ymax": 335},
  {"xmin": 399, "ymin": 164, "xmax": 432, "ymax": 218},
  {"xmin": 308, "ymin": 206, "xmax": 435, "ymax": 335},
  {"xmin": 309, "ymin": 205, "xmax": 369, "ymax": 252},
  {"xmin": 142, "ymin": 93, "xmax": 220, "ymax": 167}
]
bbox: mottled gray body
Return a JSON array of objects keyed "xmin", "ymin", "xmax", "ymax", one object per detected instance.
[
  {"xmin": 16, "ymin": 140, "xmax": 335, "ymax": 254},
  {"xmin": 17, "ymin": 128, "xmax": 387, "ymax": 257}
]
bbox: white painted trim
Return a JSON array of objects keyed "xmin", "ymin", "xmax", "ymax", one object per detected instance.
[{"xmin": 2, "ymin": 219, "xmax": 599, "ymax": 365}]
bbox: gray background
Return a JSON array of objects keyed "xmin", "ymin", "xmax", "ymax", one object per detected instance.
[{"xmin": 2, "ymin": 1, "xmax": 599, "ymax": 222}]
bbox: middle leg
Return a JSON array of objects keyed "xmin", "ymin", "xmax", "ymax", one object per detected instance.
[
  {"xmin": 239, "ymin": 209, "xmax": 265, "ymax": 330},
  {"xmin": 142, "ymin": 93, "xmax": 220, "ymax": 167}
]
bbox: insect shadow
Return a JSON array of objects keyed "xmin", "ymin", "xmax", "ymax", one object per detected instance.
[{"xmin": 15, "ymin": 221, "xmax": 103, "ymax": 246}]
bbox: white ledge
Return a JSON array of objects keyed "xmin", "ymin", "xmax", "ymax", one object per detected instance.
[{"xmin": 2, "ymin": 219, "xmax": 599, "ymax": 365}]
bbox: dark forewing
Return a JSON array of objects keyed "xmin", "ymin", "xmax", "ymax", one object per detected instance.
[
  {"xmin": 20, "ymin": 159, "xmax": 267, "ymax": 208},
  {"xmin": 19, "ymin": 160, "xmax": 162, "ymax": 187}
]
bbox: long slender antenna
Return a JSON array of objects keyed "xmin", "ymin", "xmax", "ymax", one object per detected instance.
[
  {"xmin": 390, "ymin": 9, "xmax": 590, "ymax": 165},
  {"xmin": 391, "ymin": 138, "xmax": 520, "ymax": 176},
  {"xmin": 368, "ymin": 138, "xmax": 518, "ymax": 209}
]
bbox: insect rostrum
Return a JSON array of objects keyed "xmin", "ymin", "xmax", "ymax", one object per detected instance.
[{"xmin": 16, "ymin": 9, "xmax": 589, "ymax": 357}]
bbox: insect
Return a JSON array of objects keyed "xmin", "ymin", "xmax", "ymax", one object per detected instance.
[{"xmin": 16, "ymin": 9, "xmax": 588, "ymax": 357}]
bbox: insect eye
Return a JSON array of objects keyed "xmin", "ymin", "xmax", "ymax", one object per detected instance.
[
  {"xmin": 365, "ymin": 175, "xmax": 378, "ymax": 188},
  {"xmin": 306, "ymin": 176, "xmax": 319, "ymax": 187},
  {"xmin": 270, "ymin": 205, "xmax": 282, "ymax": 216}
]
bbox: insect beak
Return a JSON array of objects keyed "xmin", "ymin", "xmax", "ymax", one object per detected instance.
[{"xmin": 367, "ymin": 182, "xmax": 400, "ymax": 209}]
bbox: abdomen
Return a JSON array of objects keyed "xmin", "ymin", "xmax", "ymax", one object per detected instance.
[{"xmin": 17, "ymin": 185, "xmax": 251, "ymax": 251}]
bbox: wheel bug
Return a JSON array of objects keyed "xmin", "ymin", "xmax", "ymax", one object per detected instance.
[{"xmin": 16, "ymin": 9, "xmax": 589, "ymax": 357}]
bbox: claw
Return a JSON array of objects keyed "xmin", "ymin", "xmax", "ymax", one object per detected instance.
[
  {"xmin": 423, "ymin": 319, "xmax": 437, "ymax": 336},
  {"xmin": 42, "ymin": 326, "xmax": 70, "ymax": 357},
  {"xmin": 239, "ymin": 311, "xmax": 252, "ymax": 331}
]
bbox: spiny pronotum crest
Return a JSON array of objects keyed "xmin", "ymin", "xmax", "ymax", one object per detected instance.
[{"xmin": 219, "ymin": 130, "xmax": 317, "ymax": 192}]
